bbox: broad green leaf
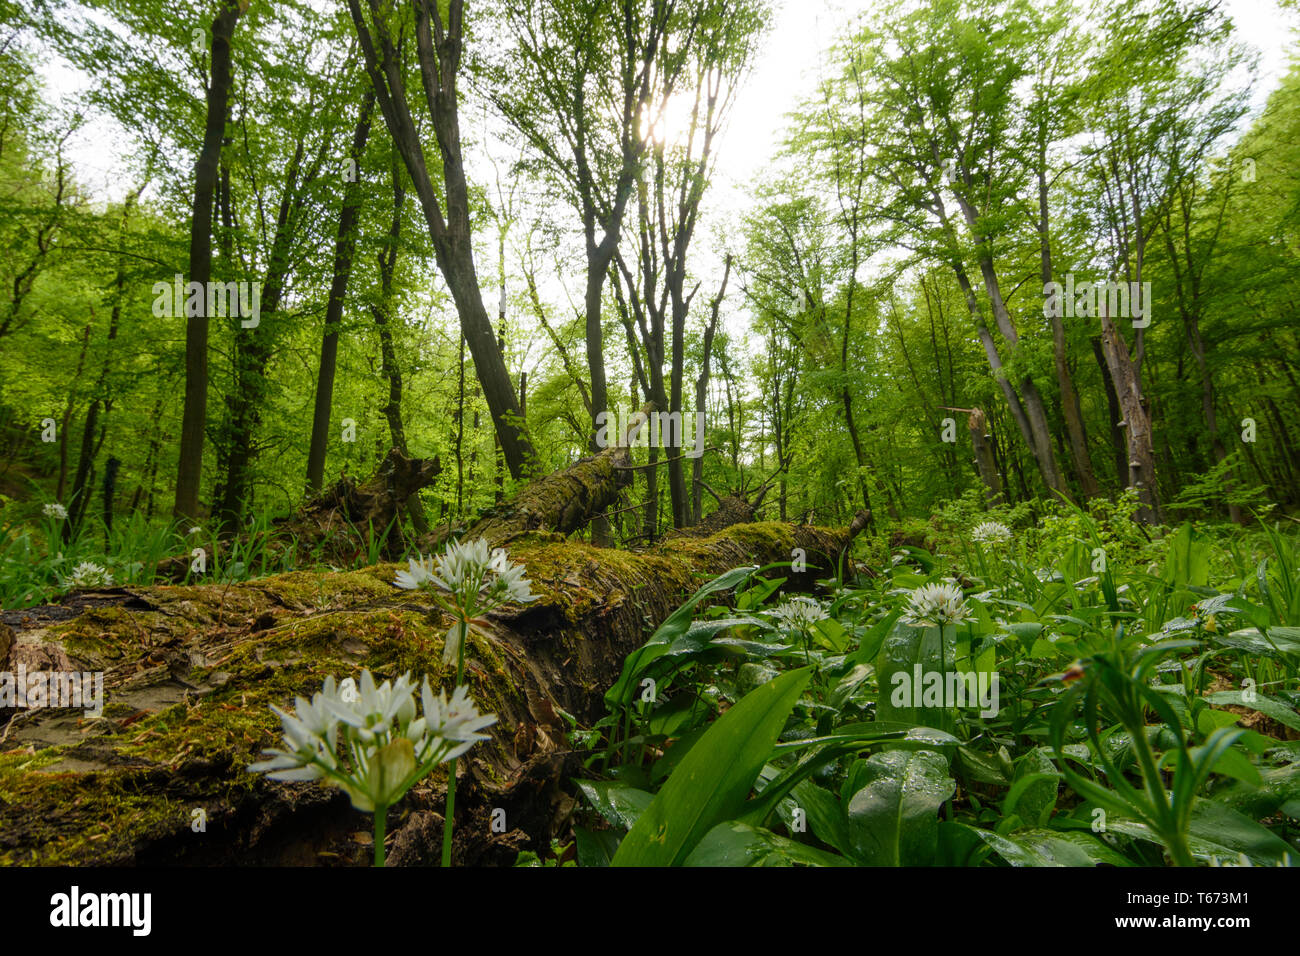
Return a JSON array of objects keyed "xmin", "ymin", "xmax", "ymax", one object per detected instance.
[
  {"xmin": 574, "ymin": 826, "xmax": 621, "ymax": 867},
  {"xmin": 1213, "ymin": 627, "xmax": 1300, "ymax": 662},
  {"xmin": 875, "ymin": 621, "xmax": 958, "ymax": 732},
  {"xmin": 970, "ymin": 826, "xmax": 1133, "ymax": 867},
  {"xmin": 572, "ymin": 779, "xmax": 655, "ymax": 831},
  {"xmin": 1205, "ymin": 690, "xmax": 1300, "ymax": 732},
  {"xmin": 1106, "ymin": 800, "xmax": 1296, "ymax": 865},
  {"xmin": 611, "ymin": 667, "xmax": 812, "ymax": 867},
  {"xmin": 604, "ymin": 566, "xmax": 757, "ymax": 708},
  {"xmin": 845, "ymin": 748, "xmax": 956, "ymax": 866}
]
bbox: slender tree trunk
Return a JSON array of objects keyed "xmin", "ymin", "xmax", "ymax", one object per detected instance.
[
  {"xmin": 348, "ymin": 0, "xmax": 535, "ymax": 481},
  {"xmin": 1038, "ymin": 168, "xmax": 1099, "ymax": 500},
  {"xmin": 692, "ymin": 258, "xmax": 730, "ymax": 524},
  {"xmin": 369, "ymin": 161, "xmax": 429, "ymax": 534},
  {"xmin": 1099, "ymin": 300, "xmax": 1160, "ymax": 522},
  {"xmin": 175, "ymin": 0, "xmax": 241, "ymax": 523},
  {"xmin": 213, "ymin": 134, "xmax": 305, "ymax": 537},
  {"xmin": 305, "ymin": 92, "xmax": 374, "ymax": 495},
  {"xmin": 968, "ymin": 407, "xmax": 1002, "ymax": 505}
]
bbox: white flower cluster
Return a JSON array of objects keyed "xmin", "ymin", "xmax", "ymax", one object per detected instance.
[
  {"xmin": 43, "ymin": 503, "xmax": 68, "ymax": 520},
  {"xmin": 970, "ymin": 520, "xmax": 1012, "ymax": 544},
  {"xmin": 249, "ymin": 669, "xmax": 496, "ymax": 813},
  {"xmin": 394, "ymin": 537, "xmax": 536, "ymax": 664},
  {"xmin": 396, "ymin": 537, "xmax": 535, "ymax": 606},
  {"xmin": 902, "ymin": 582, "xmax": 971, "ymax": 627},
  {"xmin": 64, "ymin": 561, "xmax": 114, "ymax": 589},
  {"xmin": 767, "ymin": 596, "xmax": 829, "ymax": 628}
]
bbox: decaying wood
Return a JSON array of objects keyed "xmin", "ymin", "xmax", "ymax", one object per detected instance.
[
  {"xmin": 0, "ymin": 516, "xmax": 859, "ymax": 866},
  {"xmin": 275, "ymin": 448, "xmax": 441, "ymax": 557},
  {"xmin": 451, "ymin": 446, "xmax": 632, "ymax": 549},
  {"xmin": 423, "ymin": 402, "xmax": 658, "ymax": 552}
]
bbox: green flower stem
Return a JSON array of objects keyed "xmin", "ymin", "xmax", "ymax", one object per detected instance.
[
  {"xmin": 441, "ymin": 758, "xmax": 457, "ymax": 867},
  {"xmin": 374, "ymin": 803, "xmax": 387, "ymax": 867},
  {"xmin": 441, "ymin": 618, "xmax": 470, "ymax": 868}
]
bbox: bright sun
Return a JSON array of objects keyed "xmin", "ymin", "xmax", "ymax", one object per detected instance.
[{"xmin": 641, "ymin": 92, "xmax": 702, "ymax": 149}]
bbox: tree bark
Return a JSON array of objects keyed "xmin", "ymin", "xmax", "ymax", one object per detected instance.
[
  {"xmin": 692, "ymin": 257, "xmax": 730, "ymax": 524},
  {"xmin": 347, "ymin": 0, "xmax": 536, "ymax": 481},
  {"xmin": 1038, "ymin": 167, "xmax": 1099, "ymax": 500},
  {"xmin": 174, "ymin": 0, "xmax": 241, "ymax": 523},
  {"xmin": 1099, "ymin": 301, "xmax": 1161, "ymax": 522},
  {"xmin": 305, "ymin": 91, "xmax": 374, "ymax": 495}
]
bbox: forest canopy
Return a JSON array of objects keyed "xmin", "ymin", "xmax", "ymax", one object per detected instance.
[{"xmin": 0, "ymin": 0, "xmax": 1296, "ymax": 544}]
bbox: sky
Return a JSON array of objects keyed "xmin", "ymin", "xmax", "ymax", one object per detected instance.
[
  {"xmin": 709, "ymin": 0, "xmax": 1296, "ymax": 212},
  {"xmin": 35, "ymin": 0, "xmax": 1299, "ymax": 209}
]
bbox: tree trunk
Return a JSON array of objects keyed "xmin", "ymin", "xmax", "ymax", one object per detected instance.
[
  {"xmin": 967, "ymin": 407, "xmax": 1002, "ymax": 505},
  {"xmin": 1099, "ymin": 302, "xmax": 1160, "ymax": 522},
  {"xmin": 174, "ymin": 0, "xmax": 241, "ymax": 523},
  {"xmin": 692, "ymin": 259, "xmax": 730, "ymax": 525},
  {"xmin": 1038, "ymin": 168, "xmax": 1099, "ymax": 500},
  {"xmin": 305, "ymin": 91, "xmax": 374, "ymax": 495},
  {"xmin": 348, "ymin": 0, "xmax": 535, "ymax": 482},
  {"xmin": 369, "ymin": 159, "xmax": 429, "ymax": 535}
]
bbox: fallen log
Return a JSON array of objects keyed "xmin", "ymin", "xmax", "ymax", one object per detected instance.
[
  {"xmin": 1, "ymin": 437, "xmax": 868, "ymax": 866},
  {"xmin": 428, "ymin": 445, "xmax": 631, "ymax": 551},
  {"xmin": 274, "ymin": 448, "xmax": 441, "ymax": 560},
  {"xmin": 0, "ymin": 519, "xmax": 861, "ymax": 866}
]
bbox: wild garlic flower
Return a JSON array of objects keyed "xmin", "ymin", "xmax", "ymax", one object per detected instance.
[
  {"xmin": 394, "ymin": 554, "xmax": 439, "ymax": 591},
  {"xmin": 394, "ymin": 537, "xmax": 536, "ymax": 664},
  {"xmin": 249, "ymin": 669, "xmax": 496, "ymax": 814},
  {"xmin": 64, "ymin": 562, "xmax": 114, "ymax": 589},
  {"xmin": 902, "ymin": 582, "xmax": 971, "ymax": 627},
  {"xmin": 970, "ymin": 520, "xmax": 1012, "ymax": 545},
  {"xmin": 43, "ymin": 503, "xmax": 67, "ymax": 520},
  {"xmin": 767, "ymin": 596, "xmax": 829, "ymax": 628}
]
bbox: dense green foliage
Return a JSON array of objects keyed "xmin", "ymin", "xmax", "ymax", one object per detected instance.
[
  {"xmin": 0, "ymin": 0, "xmax": 1298, "ymax": 869},
  {"xmin": 556, "ymin": 509, "xmax": 1300, "ymax": 867},
  {"xmin": 2, "ymin": 0, "xmax": 1296, "ymax": 565}
]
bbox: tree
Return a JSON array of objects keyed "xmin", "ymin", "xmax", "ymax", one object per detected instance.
[
  {"xmin": 347, "ymin": 0, "xmax": 537, "ymax": 481},
  {"xmin": 174, "ymin": 0, "xmax": 241, "ymax": 522}
]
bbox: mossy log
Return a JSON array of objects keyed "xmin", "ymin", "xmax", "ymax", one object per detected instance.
[
  {"xmin": 0, "ymin": 517, "xmax": 861, "ymax": 866},
  {"xmin": 430, "ymin": 445, "xmax": 632, "ymax": 551}
]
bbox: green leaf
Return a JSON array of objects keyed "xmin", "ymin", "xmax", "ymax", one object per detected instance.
[
  {"xmin": 1205, "ymin": 691, "xmax": 1300, "ymax": 732},
  {"xmin": 572, "ymin": 779, "xmax": 655, "ymax": 831},
  {"xmin": 611, "ymin": 667, "xmax": 812, "ymax": 867},
  {"xmin": 574, "ymin": 826, "xmax": 621, "ymax": 867},
  {"xmin": 604, "ymin": 566, "xmax": 757, "ymax": 709},
  {"xmin": 1213, "ymin": 627, "xmax": 1300, "ymax": 662},
  {"xmin": 875, "ymin": 621, "xmax": 958, "ymax": 732},
  {"xmin": 844, "ymin": 748, "xmax": 956, "ymax": 866},
  {"xmin": 969, "ymin": 826, "xmax": 1133, "ymax": 867},
  {"xmin": 682, "ymin": 821, "xmax": 850, "ymax": 867},
  {"xmin": 1106, "ymin": 800, "xmax": 1296, "ymax": 866}
]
